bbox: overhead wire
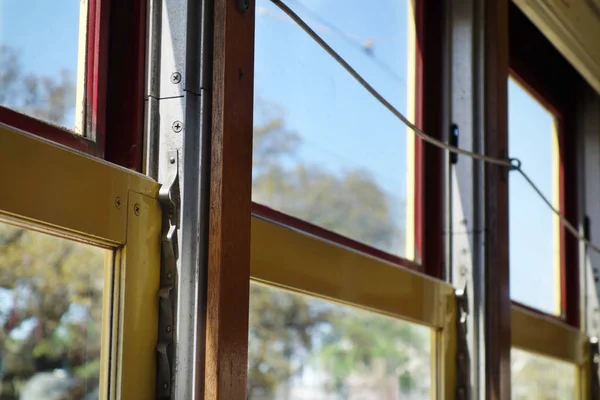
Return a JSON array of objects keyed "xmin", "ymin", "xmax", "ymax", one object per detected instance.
[
  {"xmin": 268, "ymin": 0, "xmax": 600, "ymax": 255},
  {"xmin": 269, "ymin": 0, "xmax": 513, "ymax": 169},
  {"xmin": 285, "ymin": 0, "xmax": 409, "ymax": 88}
]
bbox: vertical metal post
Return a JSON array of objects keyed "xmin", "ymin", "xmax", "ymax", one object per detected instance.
[
  {"xmin": 448, "ymin": 0, "xmax": 510, "ymax": 398},
  {"xmin": 579, "ymin": 84, "xmax": 600, "ymax": 397},
  {"xmin": 580, "ymin": 87, "xmax": 600, "ymax": 337},
  {"xmin": 448, "ymin": 0, "xmax": 479, "ymax": 396},
  {"xmin": 144, "ymin": 0, "xmax": 214, "ymax": 398}
]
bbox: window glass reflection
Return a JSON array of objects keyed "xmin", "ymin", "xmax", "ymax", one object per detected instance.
[
  {"xmin": 0, "ymin": 0, "xmax": 84, "ymax": 131},
  {"xmin": 511, "ymin": 348, "xmax": 576, "ymax": 400},
  {"xmin": 252, "ymin": 0, "xmax": 416, "ymax": 259},
  {"xmin": 248, "ymin": 283, "xmax": 432, "ymax": 399},
  {"xmin": 0, "ymin": 222, "xmax": 105, "ymax": 399},
  {"xmin": 508, "ymin": 77, "xmax": 560, "ymax": 315}
]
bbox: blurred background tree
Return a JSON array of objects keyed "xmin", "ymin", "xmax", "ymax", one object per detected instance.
[
  {"xmin": 0, "ymin": 42, "xmax": 574, "ymax": 400},
  {"xmin": 0, "ymin": 45, "xmax": 75, "ymax": 127},
  {"xmin": 0, "ymin": 45, "xmax": 96, "ymax": 400},
  {"xmin": 248, "ymin": 110, "xmax": 429, "ymax": 399}
]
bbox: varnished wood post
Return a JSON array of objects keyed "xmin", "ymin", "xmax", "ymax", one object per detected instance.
[
  {"xmin": 205, "ymin": 0, "xmax": 255, "ymax": 398},
  {"xmin": 481, "ymin": 0, "xmax": 511, "ymax": 398}
]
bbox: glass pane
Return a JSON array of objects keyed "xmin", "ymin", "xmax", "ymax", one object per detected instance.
[
  {"xmin": 248, "ymin": 283, "xmax": 432, "ymax": 399},
  {"xmin": 0, "ymin": 222, "xmax": 105, "ymax": 400},
  {"xmin": 508, "ymin": 77, "xmax": 559, "ymax": 315},
  {"xmin": 0, "ymin": 0, "xmax": 84, "ymax": 131},
  {"xmin": 252, "ymin": 0, "xmax": 416, "ymax": 259},
  {"xmin": 511, "ymin": 348, "xmax": 577, "ymax": 400}
]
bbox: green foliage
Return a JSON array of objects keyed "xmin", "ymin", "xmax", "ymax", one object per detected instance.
[
  {"xmin": 0, "ymin": 224, "xmax": 104, "ymax": 399},
  {"xmin": 511, "ymin": 349, "xmax": 576, "ymax": 400},
  {"xmin": 248, "ymin": 111, "xmax": 428, "ymax": 399},
  {"xmin": 252, "ymin": 112, "xmax": 403, "ymax": 255},
  {"xmin": 0, "ymin": 45, "xmax": 75, "ymax": 127},
  {"xmin": 247, "ymin": 284, "xmax": 333, "ymax": 396}
]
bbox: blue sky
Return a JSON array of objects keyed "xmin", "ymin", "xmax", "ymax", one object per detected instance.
[
  {"xmin": 255, "ymin": 0, "xmax": 557, "ymax": 313},
  {"xmin": 0, "ymin": 0, "xmax": 557, "ymax": 316}
]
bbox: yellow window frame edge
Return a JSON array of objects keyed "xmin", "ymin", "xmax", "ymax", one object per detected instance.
[
  {"xmin": 251, "ymin": 215, "xmax": 457, "ymax": 399},
  {"xmin": 0, "ymin": 124, "xmax": 161, "ymax": 400},
  {"xmin": 511, "ymin": 304, "xmax": 591, "ymax": 399}
]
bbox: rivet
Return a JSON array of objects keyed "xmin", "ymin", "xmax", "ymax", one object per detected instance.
[
  {"xmin": 169, "ymin": 157, "xmax": 176, "ymax": 164},
  {"xmin": 167, "ymin": 273, "xmax": 173, "ymax": 279},
  {"xmin": 163, "ymin": 383, "xmax": 169, "ymax": 389},
  {"xmin": 166, "ymin": 325, "xmax": 172, "ymax": 333}
]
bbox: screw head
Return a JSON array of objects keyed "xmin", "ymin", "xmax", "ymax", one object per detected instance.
[
  {"xmin": 167, "ymin": 273, "xmax": 173, "ymax": 279},
  {"xmin": 115, "ymin": 197, "xmax": 122, "ymax": 209},
  {"xmin": 172, "ymin": 121, "xmax": 183, "ymax": 133},
  {"xmin": 166, "ymin": 325, "xmax": 172, "ymax": 333},
  {"xmin": 163, "ymin": 383, "xmax": 169, "ymax": 389},
  {"xmin": 134, "ymin": 203, "xmax": 141, "ymax": 216},
  {"xmin": 169, "ymin": 157, "xmax": 176, "ymax": 164},
  {"xmin": 170, "ymin": 72, "xmax": 181, "ymax": 84}
]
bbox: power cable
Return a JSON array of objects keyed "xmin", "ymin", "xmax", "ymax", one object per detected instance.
[{"xmin": 269, "ymin": 0, "xmax": 600, "ymax": 255}]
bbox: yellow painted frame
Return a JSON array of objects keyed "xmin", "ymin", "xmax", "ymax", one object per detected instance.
[
  {"xmin": 511, "ymin": 305, "xmax": 590, "ymax": 399},
  {"xmin": 0, "ymin": 124, "xmax": 161, "ymax": 400},
  {"xmin": 405, "ymin": 0, "xmax": 417, "ymax": 262},
  {"xmin": 251, "ymin": 215, "xmax": 457, "ymax": 399}
]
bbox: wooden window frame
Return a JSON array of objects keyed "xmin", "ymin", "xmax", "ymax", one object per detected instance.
[
  {"xmin": 250, "ymin": 213, "xmax": 457, "ymax": 398},
  {"xmin": 0, "ymin": 124, "xmax": 162, "ymax": 399},
  {"xmin": 511, "ymin": 304, "xmax": 591, "ymax": 398},
  {"xmin": 0, "ymin": 0, "xmax": 147, "ymax": 170},
  {"xmin": 250, "ymin": 0, "xmax": 445, "ymax": 278},
  {"xmin": 509, "ymin": 2, "xmax": 580, "ymax": 326}
]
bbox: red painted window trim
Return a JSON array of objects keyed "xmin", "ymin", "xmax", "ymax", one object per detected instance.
[
  {"xmin": 103, "ymin": 0, "xmax": 147, "ymax": 170},
  {"xmin": 418, "ymin": 0, "xmax": 445, "ymax": 277},
  {"xmin": 0, "ymin": 0, "xmax": 105, "ymax": 157},
  {"xmin": 251, "ymin": 0, "xmax": 445, "ymax": 277},
  {"xmin": 0, "ymin": 106, "xmax": 97, "ymax": 154},
  {"xmin": 0, "ymin": 0, "xmax": 146, "ymax": 171},
  {"xmin": 509, "ymin": 3, "xmax": 581, "ymax": 327}
]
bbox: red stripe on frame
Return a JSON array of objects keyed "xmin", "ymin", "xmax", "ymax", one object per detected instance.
[
  {"xmin": 0, "ymin": 106, "xmax": 96, "ymax": 154},
  {"xmin": 85, "ymin": 0, "xmax": 110, "ymax": 155},
  {"xmin": 104, "ymin": 0, "xmax": 147, "ymax": 170}
]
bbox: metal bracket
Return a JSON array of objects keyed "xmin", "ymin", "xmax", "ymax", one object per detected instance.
[
  {"xmin": 455, "ymin": 287, "xmax": 471, "ymax": 400},
  {"xmin": 156, "ymin": 150, "xmax": 179, "ymax": 400},
  {"xmin": 237, "ymin": 0, "xmax": 249, "ymax": 13}
]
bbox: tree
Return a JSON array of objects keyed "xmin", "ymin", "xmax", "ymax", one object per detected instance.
[
  {"xmin": 0, "ymin": 46, "xmax": 92, "ymax": 400},
  {"xmin": 249, "ymin": 107, "xmax": 575, "ymax": 400},
  {"xmin": 248, "ymin": 109, "xmax": 428, "ymax": 399},
  {"xmin": 511, "ymin": 349, "xmax": 575, "ymax": 400},
  {"xmin": 0, "ymin": 224, "xmax": 104, "ymax": 400},
  {"xmin": 0, "ymin": 45, "xmax": 75, "ymax": 127},
  {"xmin": 252, "ymin": 113, "xmax": 403, "ymax": 255}
]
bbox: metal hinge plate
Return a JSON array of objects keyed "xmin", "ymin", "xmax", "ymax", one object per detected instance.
[{"xmin": 156, "ymin": 150, "xmax": 179, "ymax": 400}]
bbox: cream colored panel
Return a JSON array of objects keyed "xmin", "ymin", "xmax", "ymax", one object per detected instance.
[{"xmin": 514, "ymin": 0, "xmax": 600, "ymax": 94}]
